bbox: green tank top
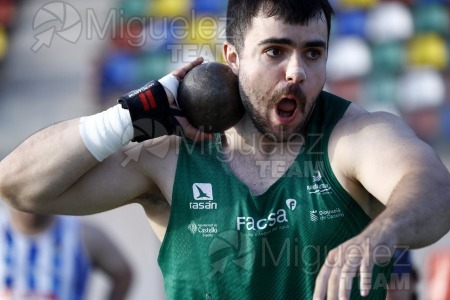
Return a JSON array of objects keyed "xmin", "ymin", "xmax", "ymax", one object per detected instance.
[{"xmin": 158, "ymin": 91, "xmax": 391, "ymax": 299}]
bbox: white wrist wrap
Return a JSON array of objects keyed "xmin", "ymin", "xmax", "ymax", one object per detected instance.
[
  {"xmin": 79, "ymin": 104, "xmax": 133, "ymax": 161},
  {"xmin": 159, "ymin": 74, "xmax": 180, "ymax": 104}
]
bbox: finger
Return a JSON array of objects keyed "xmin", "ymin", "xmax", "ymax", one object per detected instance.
[
  {"xmin": 327, "ymin": 264, "xmax": 343, "ymax": 300},
  {"xmin": 164, "ymin": 87, "xmax": 175, "ymax": 104},
  {"xmin": 360, "ymin": 246, "xmax": 374, "ymax": 297},
  {"xmin": 313, "ymin": 267, "xmax": 331, "ymax": 300},
  {"xmin": 176, "ymin": 116, "xmax": 214, "ymax": 141},
  {"xmin": 338, "ymin": 245, "xmax": 364, "ymax": 299},
  {"xmin": 184, "ymin": 125, "xmax": 215, "ymax": 141},
  {"xmin": 313, "ymin": 260, "xmax": 334, "ymax": 300},
  {"xmin": 326, "ymin": 247, "xmax": 347, "ymax": 300},
  {"xmin": 339, "ymin": 261, "xmax": 359, "ymax": 300},
  {"xmin": 172, "ymin": 57, "xmax": 204, "ymax": 80}
]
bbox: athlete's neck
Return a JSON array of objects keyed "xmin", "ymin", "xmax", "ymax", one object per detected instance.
[{"xmin": 223, "ymin": 114, "xmax": 304, "ymax": 159}]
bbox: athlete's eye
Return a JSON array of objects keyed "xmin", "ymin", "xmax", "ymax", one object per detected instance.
[
  {"xmin": 266, "ymin": 48, "xmax": 282, "ymax": 57},
  {"xmin": 306, "ymin": 49, "xmax": 321, "ymax": 60}
]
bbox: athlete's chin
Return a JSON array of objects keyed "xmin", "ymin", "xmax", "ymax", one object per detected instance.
[{"xmin": 267, "ymin": 117, "xmax": 304, "ymax": 141}]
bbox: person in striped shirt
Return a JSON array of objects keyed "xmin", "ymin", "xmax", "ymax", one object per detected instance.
[{"xmin": 0, "ymin": 207, "xmax": 132, "ymax": 300}]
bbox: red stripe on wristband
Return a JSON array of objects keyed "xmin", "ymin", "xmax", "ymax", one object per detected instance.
[
  {"xmin": 139, "ymin": 93, "xmax": 150, "ymax": 111},
  {"xmin": 145, "ymin": 90, "xmax": 157, "ymax": 109}
]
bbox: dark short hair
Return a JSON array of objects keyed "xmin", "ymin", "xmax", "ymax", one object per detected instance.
[{"xmin": 226, "ymin": 0, "xmax": 334, "ymax": 52}]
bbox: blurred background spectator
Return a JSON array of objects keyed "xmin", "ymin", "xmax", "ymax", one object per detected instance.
[
  {"xmin": 387, "ymin": 249, "xmax": 419, "ymax": 300},
  {"xmin": 427, "ymin": 250, "xmax": 450, "ymax": 300},
  {"xmin": 0, "ymin": 205, "xmax": 133, "ymax": 300},
  {"xmin": 1, "ymin": 0, "xmax": 450, "ymax": 299}
]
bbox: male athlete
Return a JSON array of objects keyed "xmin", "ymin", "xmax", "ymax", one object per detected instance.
[{"xmin": 1, "ymin": 0, "xmax": 450, "ymax": 299}]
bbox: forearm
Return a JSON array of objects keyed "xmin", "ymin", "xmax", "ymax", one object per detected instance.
[
  {"xmin": 0, "ymin": 118, "xmax": 98, "ymax": 209},
  {"xmin": 367, "ymin": 171, "xmax": 450, "ymax": 249},
  {"xmin": 313, "ymin": 173, "xmax": 450, "ymax": 299}
]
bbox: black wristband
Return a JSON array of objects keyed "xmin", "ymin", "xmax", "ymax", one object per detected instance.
[{"xmin": 118, "ymin": 80, "xmax": 182, "ymax": 142}]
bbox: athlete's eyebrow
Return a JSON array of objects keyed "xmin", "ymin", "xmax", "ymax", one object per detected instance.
[
  {"xmin": 257, "ymin": 38, "xmax": 327, "ymax": 49},
  {"xmin": 305, "ymin": 40, "xmax": 327, "ymax": 49},
  {"xmin": 304, "ymin": 40, "xmax": 327, "ymax": 49},
  {"xmin": 258, "ymin": 38, "xmax": 294, "ymax": 46}
]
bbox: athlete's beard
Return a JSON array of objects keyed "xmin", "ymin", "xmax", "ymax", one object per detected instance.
[{"xmin": 238, "ymin": 79, "xmax": 314, "ymax": 142}]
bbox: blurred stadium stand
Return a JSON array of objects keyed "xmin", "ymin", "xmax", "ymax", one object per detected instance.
[
  {"xmin": 0, "ymin": 0, "xmax": 19, "ymax": 67},
  {"xmin": 326, "ymin": 0, "xmax": 450, "ymax": 150}
]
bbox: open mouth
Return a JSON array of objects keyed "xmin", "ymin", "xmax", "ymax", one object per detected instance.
[{"xmin": 276, "ymin": 98, "xmax": 297, "ymax": 119}]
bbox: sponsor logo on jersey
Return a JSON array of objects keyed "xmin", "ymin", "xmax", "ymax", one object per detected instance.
[
  {"xmin": 188, "ymin": 221, "xmax": 198, "ymax": 234},
  {"xmin": 312, "ymin": 170, "xmax": 322, "ymax": 182},
  {"xmin": 307, "ymin": 170, "xmax": 333, "ymax": 195},
  {"xmin": 236, "ymin": 198, "xmax": 298, "ymax": 232},
  {"xmin": 187, "ymin": 221, "xmax": 218, "ymax": 237},
  {"xmin": 193, "ymin": 183, "xmax": 213, "ymax": 200},
  {"xmin": 236, "ymin": 209, "xmax": 288, "ymax": 231},
  {"xmin": 310, "ymin": 208, "xmax": 344, "ymax": 222},
  {"xmin": 190, "ymin": 183, "xmax": 217, "ymax": 210},
  {"xmin": 286, "ymin": 199, "xmax": 297, "ymax": 211}
]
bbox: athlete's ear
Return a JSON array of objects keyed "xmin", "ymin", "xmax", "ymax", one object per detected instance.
[{"xmin": 223, "ymin": 42, "xmax": 239, "ymax": 75}]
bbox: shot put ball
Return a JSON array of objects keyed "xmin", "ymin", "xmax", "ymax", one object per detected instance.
[{"xmin": 177, "ymin": 62, "xmax": 244, "ymax": 133}]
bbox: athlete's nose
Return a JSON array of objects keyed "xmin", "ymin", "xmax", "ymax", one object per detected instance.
[{"xmin": 286, "ymin": 67, "xmax": 306, "ymax": 83}]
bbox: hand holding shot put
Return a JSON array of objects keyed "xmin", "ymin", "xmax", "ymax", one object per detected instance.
[
  {"xmin": 1, "ymin": 0, "xmax": 450, "ymax": 299},
  {"xmin": 165, "ymin": 56, "xmax": 221, "ymax": 140},
  {"xmin": 122, "ymin": 56, "xmax": 215, "ymax": 142},
  {"xmin": 178, "ymin": 61, "xmax": 244, "ymax": 133}
]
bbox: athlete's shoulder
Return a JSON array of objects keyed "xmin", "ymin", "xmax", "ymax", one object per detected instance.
[
  {"xmin": 336, "ymin": 102, "xmax": 408, "ymax": 135},
  {"xmin": 330, "ymin": 103, "xmax": 417, "ymax": 167},
  {"xmin": 330, "ymin": 101, "xmax": 415, "ymax": 155}
]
